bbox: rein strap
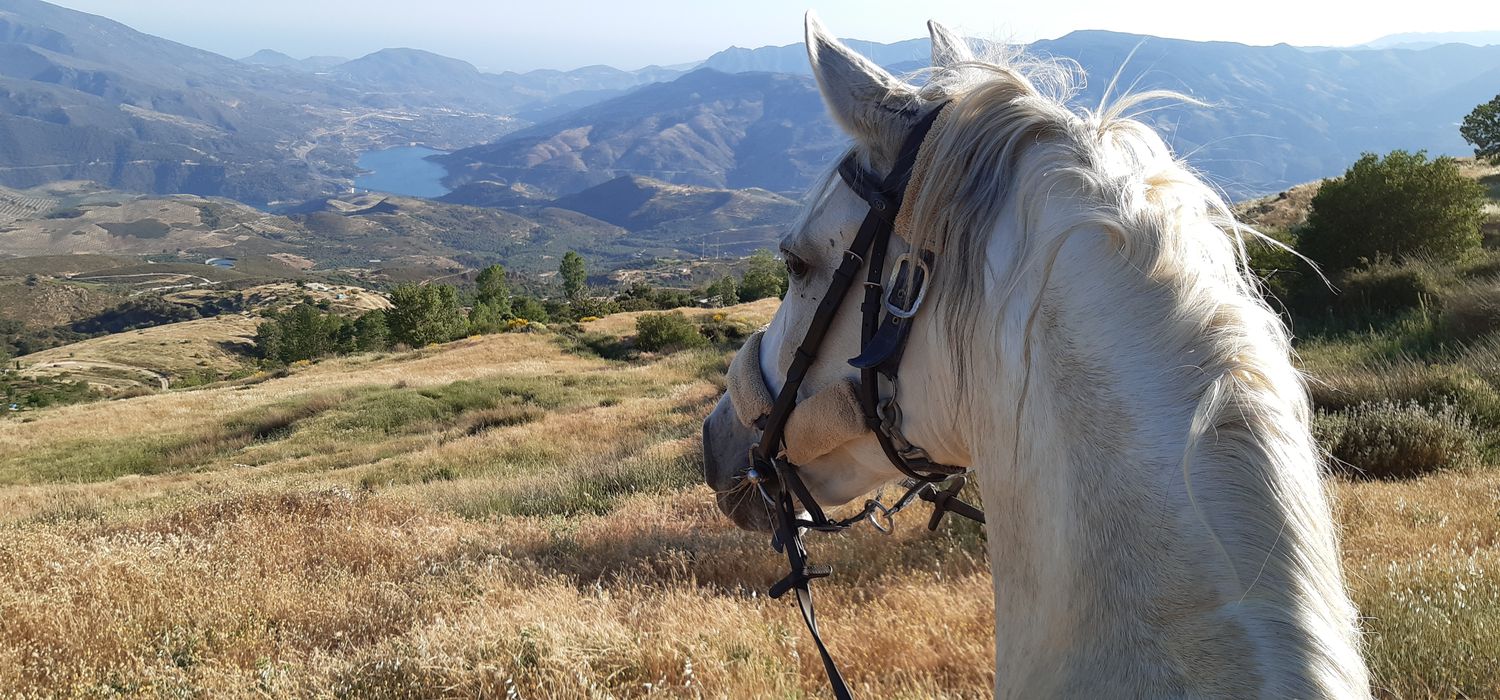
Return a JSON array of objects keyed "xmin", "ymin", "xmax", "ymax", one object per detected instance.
[{"xmin": 743, "ymin": 100, "xmax": 986, "ymax": 700}]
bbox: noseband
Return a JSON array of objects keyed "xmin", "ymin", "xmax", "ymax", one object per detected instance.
[{"xmin": 740, "ymin": 100, "xmax": 984, "ymax": 699}]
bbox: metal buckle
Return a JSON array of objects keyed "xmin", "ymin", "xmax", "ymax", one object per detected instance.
[
  {"xmin": 864, "ymin": 499, "xmax": 895, "ymax": 534},
  {"xmin": 881, "ymin": 253, "xmax": 929, "ymax": 319}
]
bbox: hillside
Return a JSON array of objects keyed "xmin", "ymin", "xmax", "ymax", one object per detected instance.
[
  {"xmin": 17, "ymin": 314, "xmax": 259, "ymax": 392},
  {"xmin": 543, "ymin": 175, "xmax": 799, "ymax": 257},
  {"xmin": 0, "ymin": 184, "xmax": 643, "ymax": 278},
  {"xmin": 438, "ymin": 68, "xmax": 844, "ymax": 196},
  {"xmin": 0, "ymin": 298, "xmax": 1493, "ymax": 695}
]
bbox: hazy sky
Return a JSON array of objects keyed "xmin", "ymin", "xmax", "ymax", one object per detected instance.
[{"xmin": 47, "ymin": 0, "xmax": 1500, "ymax": 72}]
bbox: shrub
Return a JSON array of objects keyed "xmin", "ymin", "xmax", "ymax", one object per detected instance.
[
  {"xmin": 1315, "ymin": 401, "xmax": 1483, "ymax": 479},
  {"xmin": 1336, "ymin": 261, "xmax": 1439, "ymax": 319},
  {"xmin": 1299, "ymin": 151, "xmax": 1485, "ymax": 274},
  {"xmin": 1243, "ymin": 227, "xmax": 1309, "ymax": 304},
  {"xmin": 1311, "ymin": 361, "xmax": 1500, "ymax": 437},
  {"xmin": 634, "ymin": 311, "xmax": 706, "ymax": 352},
  {"xmin": 699, "ymin": 315, "xmax": 755, "ymax": 344},
  {"xmin": 1439, "ymin": 279, "xmax": 1500, "ymax": 343}
]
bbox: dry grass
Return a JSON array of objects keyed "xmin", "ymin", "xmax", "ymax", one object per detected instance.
[
  {"xmin": 0, "ymin": 299, "xmax": 1495, "ymax": 698},
  {"xmin": 15, "ymin": 315, "xmax": 262, "ymax": 392}
]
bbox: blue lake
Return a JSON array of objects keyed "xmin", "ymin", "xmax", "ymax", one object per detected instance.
[{"xmin": 355, "ymin": 146, "xmax": 451, "ymax": 198}]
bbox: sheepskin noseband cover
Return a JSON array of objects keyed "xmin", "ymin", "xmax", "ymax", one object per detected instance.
[{"xmin": 727, "ymin": 330, "xmax": 869, "ymax": 464}]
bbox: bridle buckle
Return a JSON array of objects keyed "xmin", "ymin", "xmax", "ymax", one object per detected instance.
[{"xmin": 881, "ymin": 252, "xmax": 930, "ymax": 320}]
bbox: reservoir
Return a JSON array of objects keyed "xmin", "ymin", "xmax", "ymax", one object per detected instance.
[{"xmin": 355, "ymin": 146, "xmax": 451, "ymax": 198}]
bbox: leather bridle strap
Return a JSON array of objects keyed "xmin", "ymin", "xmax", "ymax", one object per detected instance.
[
  {"xmin": 748, "ymin": 103, "xmax": 951, "ymax": 700},
  {"xmin": 752, "ymin": 102, "xmax": 946, "ymax": 470}
]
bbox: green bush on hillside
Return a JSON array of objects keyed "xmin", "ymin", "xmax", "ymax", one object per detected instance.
[
  {"xmin": 1300, "ymin": 151, "xmax": 1485, "ymax": 274},
  {"xmin": 634, "ymin": 311, "xmax": 706, "ymax": 352},
  {"xmin": 1337, "ymin": 261, "xmax": 1440, "ymax": 319},
  {"xmin": 1316, "ymin": 401, "xmax": 1483, "ymax": 479},
  {"xmin": 1439, "ymin": 279, "xmax": 1500, "ymax": 343}
]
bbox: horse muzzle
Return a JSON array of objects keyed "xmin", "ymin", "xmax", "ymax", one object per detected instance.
[{"xmin": 702, "ymin": 392, "xmax": 774, "ymax": 532}]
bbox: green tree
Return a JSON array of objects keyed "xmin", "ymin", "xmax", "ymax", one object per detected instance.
[
  {"xmin": 474, "ymin": 264, "xmax": 512, "ymax": 317},
  {"xmin": 739, "ymin": 249, "xmax": 788, "ymax": 301},
  {"xmin": 253, "ymin": 304, "xmax": 351, "ymax": 364},
  {"xmin": 1300, "ymin": 150, "xmax": 1485, "ymax": 273},
  {"xmin": 512, "ymin": 296, "xmax": 550, "ymax": 323},
  {"xmin": 468, "ymin": 300, "xmax": 508, "ymax": 335},
  {"xmin": 352, "ymin": 310, "xmax": 390, "ymax": 351},
  {"xmin": 560, "ymin": 251, "xmax": 587, "ymax": 301},
  {"xmin": 707, "ymin": 276, "xmax": 738, "ymax": 307},
  {"xmin": 1461, "ymin": 95, "xmax": 1500, "ymax": 164},
  {"xmin": 616, "ymin": 283, "xmax": 659, "ymax": 312},
  {"xmin": 387, "ymin": 284, "xmax": 468, "ymax": 347}
]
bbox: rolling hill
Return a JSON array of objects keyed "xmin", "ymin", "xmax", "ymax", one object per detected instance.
[
  {"xmin": 0, "ymin": 179, "xmax": 778, "ymax": 278},
  {"xmin": 548, "ymin": 175, "xmax": 799, "ymax": 257}
]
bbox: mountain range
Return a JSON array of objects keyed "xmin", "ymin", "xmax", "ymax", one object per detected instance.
[
  {"xmin": 440, "ymin": 31, "xmax": 1500, "ymax": 198},
  {"xmin": 2, "ymin": 0, "xmax": 1498, "ymax": 264},
  {"xmin": 0, "ymin": 0, "xmax": 674, "ymax": 204}
]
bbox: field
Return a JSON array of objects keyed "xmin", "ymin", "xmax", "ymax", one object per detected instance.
[{"xmin": 0, "ymin": 297, "xmax": 1496, "ymax": 698}]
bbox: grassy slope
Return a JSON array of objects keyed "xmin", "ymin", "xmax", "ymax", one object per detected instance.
[
  {"xmin": 0, "ymin": 298, "xmax": 1496, "ymax": 698},
  {"xmin": 14, "ymin": 316, "xmax": 260, "ymax": 393}
]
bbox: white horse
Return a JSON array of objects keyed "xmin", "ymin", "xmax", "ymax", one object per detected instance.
[{"xmin": 702, "ymin": 14, "xmax": 1371, "ymax": 699}]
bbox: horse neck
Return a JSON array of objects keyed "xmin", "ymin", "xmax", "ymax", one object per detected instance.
[{"xmin": 958, "ymin": 207, "xmax": 1369, "ymax": 698}]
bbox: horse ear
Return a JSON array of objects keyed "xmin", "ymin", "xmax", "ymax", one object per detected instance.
[
  {"xmin": 805, "ymin": 12, "xmax": 919, "ymax": 161},
  {"xmin": 928, "ymin": 21, "xmax": 973, "ymax": 67}
]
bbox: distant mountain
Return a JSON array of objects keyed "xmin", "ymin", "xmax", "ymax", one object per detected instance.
[
  {"xmin": 0, "ymin": 1, "xmax": 669, "ymax": 205},
  {"xmin": 325, "ymin": 48, "xmax": 683, "ymax": 115},
  {"xmin": 239, "ymin": 49, "xmax": 347, "ymax": 72},
  {"xmin": 329, "ymin": 48, "xmax": 515, "ymax": 111},
  {"xmin": 702, "ymin": 37, "xmax": 929, "ymax": 74},
  {"xmin": 548, "ymin": 175, "xmax": 800, "ymax": 256},
  {"xmin": 1365, "ymin": 31, "xmax": 1500, "ymax": 50},
  {"xmin": 438, "ymin": 68, "xmax": 842, "ymax": 196},
  {"xmin": 0, "ymin": 0, "xmax": 527, "ymax": 204},
  {"xmin": 1027, "ymin": 30, "xmax": 1500, "ymax": 192},
  {"xmin": 445, "ymin": 31, "xmax": 1500, "ymax": 199}
]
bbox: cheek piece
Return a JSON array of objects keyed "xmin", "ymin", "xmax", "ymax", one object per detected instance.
[
  {"xmin": 728, "ymin": 330, "xmax": 867, "ymax": 465},
  {"xmin": 719, "ymin": 100, "xmax": 984, "ymax": 700}
]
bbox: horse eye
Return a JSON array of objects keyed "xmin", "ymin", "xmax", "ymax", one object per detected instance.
[{"xmin": 783, "ymin": 252, "xmax": 810, "ymax": 279}]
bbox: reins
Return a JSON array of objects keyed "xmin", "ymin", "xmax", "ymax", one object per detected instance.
[{"xmin": 741, "ymin": 100, "xmax": 985, "ymax": 699}]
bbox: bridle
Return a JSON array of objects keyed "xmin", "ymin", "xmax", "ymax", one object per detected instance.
[{"xmin": 740, "ymin": 100, "xmax": 985, "ymax": 699}]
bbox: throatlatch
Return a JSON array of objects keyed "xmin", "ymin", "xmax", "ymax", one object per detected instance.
[{"xmin": 729, "ymin": 100, "xmax": 985, "ymax": 700}]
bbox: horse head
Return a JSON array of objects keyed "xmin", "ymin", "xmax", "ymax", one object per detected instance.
[{"xmin": 702, "ymin": 16, "xmax": 974, "ymax": 531}]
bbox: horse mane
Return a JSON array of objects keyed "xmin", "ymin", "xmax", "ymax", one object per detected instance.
[{"xmin": 890, "ymin": 49, "xmax": 1367, "ymax": 693}]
